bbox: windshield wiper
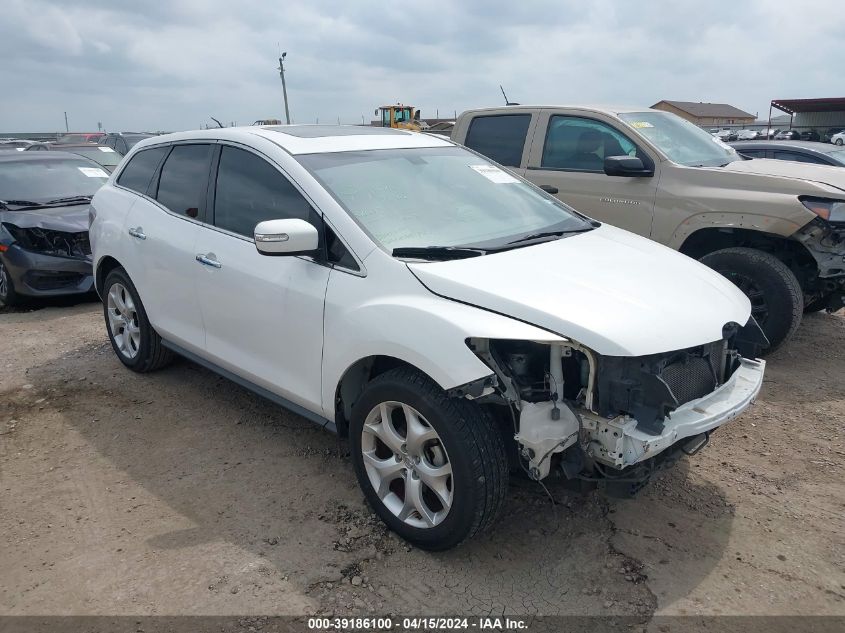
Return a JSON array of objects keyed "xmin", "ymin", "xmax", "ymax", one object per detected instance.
[
  {"xmin": 44, "ymin": 195, "xmax": 92, "ymax": 206},
  {"xmin": 392, "ymin": 246, "xmax": 487, "ymax": 260},
  {"xmin": 0, "ymin": 199, "xmax": 43, "ymax": 209},
  {"xmin": 506, "ymin": 227, "xmax": 593, "ymax": 246}
]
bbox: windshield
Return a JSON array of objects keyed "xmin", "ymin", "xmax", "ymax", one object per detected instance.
[
  {"xmin": 124, "ymin": 135, "xmax": 151, "ymax": 149},
  {"xmin": 299, "ymin": 146, "xmax": 593, "ymax": 253},
  {"xmin": 825, "ymin": 148, "xmax": 845, "ymax": 165},
  {"xmin": 619, "ymin": 111, "xmax": 740, "ymax": 167},
  {"xmin": 0, "ymin": 158, "xmax": 109, "ymax": 203},
  {"xmin": 66, "ymin": 146, "xmax": 122, "ymax": 167}
]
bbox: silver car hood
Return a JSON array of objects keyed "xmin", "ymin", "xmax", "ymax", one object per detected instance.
[
  {"xmin": 1, "ymin": 204, "xmax": 90, "ymax": 232},
  {"xmin": 408, "ymin": 224, "xmax": 752, "ymax": 357}
]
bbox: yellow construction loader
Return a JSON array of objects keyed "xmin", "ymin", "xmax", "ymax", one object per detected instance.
[{"xmin": 375, "ymin": 104, "xmax": 424, "ymax": 130}]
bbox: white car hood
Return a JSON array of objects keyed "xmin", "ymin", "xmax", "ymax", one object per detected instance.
[{"xmin": 408, "ymin": 224, "xmax": 752, "ymax": 357}]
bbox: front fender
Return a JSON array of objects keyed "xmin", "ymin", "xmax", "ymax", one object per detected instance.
[{"xmin": 321, "ymin": 268, "xmax": 563, "ymax": 419}]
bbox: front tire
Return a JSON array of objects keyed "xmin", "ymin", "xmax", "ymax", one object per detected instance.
[
  {"xmin": 700, "ymin": 247, "xmax": 803, "ymax": 354},
  {"xmin": 836, "ymin": 138, "xmax": 844, "ymax": 146},
  {"xmin": 0, "ymin": 257, "xmax": 22, "ymax": 307},
  {"xmin": 349, "ymin": 367, "xmax": 509, "ymax": 550},
  {"xmin": 102, "ymin": 268, "xmax": 173, "ymax": 372}
]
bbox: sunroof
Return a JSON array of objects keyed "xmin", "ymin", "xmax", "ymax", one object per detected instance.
[{"xmin": 264, "ymin": 125, "xmax": 410, "ymax": 138}]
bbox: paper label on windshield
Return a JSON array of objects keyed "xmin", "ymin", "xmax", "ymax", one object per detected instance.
[
  {"xmin": 78, "ymin": 167, "xmax": 109, "ymax": 178},
  {"xmin": 628, "ymin": 121, "xmax": 654, "ymax": 128},
  {"xmin": 470, "ymin": 164, "xmax": 519, "ymax": 184},
  {"xmin": 98, "ymin": 146, "xmax": 115, "ymax": 152}
]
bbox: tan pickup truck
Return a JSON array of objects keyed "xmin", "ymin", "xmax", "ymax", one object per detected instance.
[{"xmin": 450, "ymin": 106, "xmax": 845, "ymax": 351}]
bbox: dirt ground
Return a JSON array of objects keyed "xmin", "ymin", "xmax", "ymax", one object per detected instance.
[{"xmin": 1, "ymin": 298, "xmax": 843, "ymax": 623}]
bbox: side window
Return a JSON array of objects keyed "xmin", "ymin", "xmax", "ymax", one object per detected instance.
[
  {"xmin": 116, "ymin": 146, "xmax": 169, "ymax": 195},
  {"xmin": 464, "ymin": 114, "xmax": 531, "ymax": 167},
  {"xmin": 541, "ymin": 116, "xmax": 639, "ymax": 172},
  {"xmin": 774, "ymin": 151, "xmax": 825, "ymax": 165},
  {"xmin": 213, "ymin": 146, "xmax": 312, "ymax": 237},
  {"xmin": 737, "ymin": 149, "xmax": 765, "ymax": 158},
  {"xmin": 155, "ymin": 144, "xmax": 213, "ymax": 219},
  {"xmin": 325, "ymin": 225, "xmax": 359, "ymax": 271},
  {"xmin": 116, "ymin": 138, "xmax": 128, "ymax": 154}
]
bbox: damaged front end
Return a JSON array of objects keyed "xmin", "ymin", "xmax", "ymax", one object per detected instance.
[
  {"xmin": 0, "ymin": 212, "xmax": 94, "ymax": 297},
  {"xmin": 466, "ymin": 320, "xmax": 766, "ymax": 493},
  {"xmin": 792, "ymin": 213, "xmax": 845, "ymax": 311}
]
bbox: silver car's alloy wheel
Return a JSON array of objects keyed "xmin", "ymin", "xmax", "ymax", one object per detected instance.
[
  {"xmin": 0, "ymin": 260, "xmax": 8, "ymax": 299},
  {"xmin": 106, "ymin": 283, "xmax": 141, "ymax": 359},
  {"xmin": 361, "ymin": 401, "xmax": 453, "ymax": 529}
]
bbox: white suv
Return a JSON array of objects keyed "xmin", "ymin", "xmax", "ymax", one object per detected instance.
[{"xmin": 90, "ymin": 125, "xmax": 766, "ymax": 550}]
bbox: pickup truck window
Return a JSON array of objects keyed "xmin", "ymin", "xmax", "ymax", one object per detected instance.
[
  {"xmin": 464, "ymin": 114, "xmax": 531, "ymax": 167},
  {"xmin": 619, "ymin": 111, "xmax": 739, "ymax": 167},
  {"xmin": 541, "ymin": 116, "xmax": 637, "ymax": 171}
]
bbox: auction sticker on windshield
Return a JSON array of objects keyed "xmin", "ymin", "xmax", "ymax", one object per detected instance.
[
  {"xmin": 98, "ymin": 147, "xmax": 116, "ymax": 152},
  {"xmin": 78, "ymin": 167, "xmax": 109, "ymax": 178},
  {"xmin": 628, "ymin": 121, "xmax": 654, "ymax": 128},
  {"xmin": 469, "ymin": 164, "xmax": 519, "ymax": 184}
]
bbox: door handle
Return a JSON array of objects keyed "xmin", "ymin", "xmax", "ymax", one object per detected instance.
[
  {"xmin": 195, "ymin": 254, "xmax": 222, "ymax": 269},
  {"xmin": 539, "ymin": 185, "xmax": 559, "ymax": 194},
  {"xmin": 128, "ymin": 227, "xmax": 146, "ymax": 240}
]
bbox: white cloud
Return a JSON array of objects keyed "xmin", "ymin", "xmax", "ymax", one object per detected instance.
[{"xmin": 0, "ymin": 0, "xmax": 843, "ymax": 131}]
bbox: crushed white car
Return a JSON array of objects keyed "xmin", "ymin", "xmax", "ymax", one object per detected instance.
[{"xmin": 90, "ymin": 125, "xmax": 765, "ymax": 550}]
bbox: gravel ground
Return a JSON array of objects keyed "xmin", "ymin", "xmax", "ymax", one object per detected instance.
[{"xmin": 1, "ymin": 298, "xmax": 843, "ymax": 622}]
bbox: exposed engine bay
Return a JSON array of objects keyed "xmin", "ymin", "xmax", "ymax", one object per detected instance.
[
  {"xmin": 465, "ymin": 320, "xmax": 766, "ymax": 492},
  {"xmin": 2, "ymin": 223, "xmax": 91, "ymax": 259}
]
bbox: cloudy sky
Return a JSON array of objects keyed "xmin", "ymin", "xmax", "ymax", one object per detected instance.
[{"xmin": 1, "ymin": 0, "xmax": 843, "ymax": 132}]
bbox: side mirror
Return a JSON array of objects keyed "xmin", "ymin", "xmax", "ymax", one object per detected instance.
[
  {"xmin": 603, "ymin": 155, "xmax": 654, "ymax": 177},
  {"xmin": 254, "ymin": 218, "xmax": 319, "ymax": 256}
]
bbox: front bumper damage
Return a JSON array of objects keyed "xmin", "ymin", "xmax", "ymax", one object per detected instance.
[
  {"xmin": 583, "ymin": 357, "xmax": 765, "ymax": 469},
  {"xmin": 494, "ymin": 331, "xmax": 767, "ymax": 487},
  {"xmin": 2, "ymin": 243, "xmax": 94, "ymax": 297},
  {"xmin": 793, "ymin": 218, "xmax": 845, "ymax": 310}
]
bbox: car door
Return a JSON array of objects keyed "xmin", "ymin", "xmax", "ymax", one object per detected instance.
[
  {"xmin": 120, "ymin": 143, "xmax": 213, "ymax": 354},
  {"xmin": 524, "ymin": 112, "xmax": 659, "ymax": 236},
  {"xmin": 193, "ymin": 144, "xmax": 330, "ymax": 411}
]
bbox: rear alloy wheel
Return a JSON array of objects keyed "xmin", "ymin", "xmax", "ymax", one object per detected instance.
[
  {"xmin": 700, "ymin": 247, "xmax": 803, "ymax": 354},
  {"xmin": 349, "ymin": 367, "xmax": 508, "ymax": 550},
  {"xmin": 102, "ymin": 268, "xmax": 173, "ymax": 372},
  {"xmin": 836, "ymin": 138, "xmax": 844, "ymax": 146},
  {"xmin": 0, "ymin": 258, "xmax": 21, "ymax": 307}
]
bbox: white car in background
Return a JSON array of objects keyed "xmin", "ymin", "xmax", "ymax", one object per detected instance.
[
  {"xmin": 89, "ymin": 125, "xmax": 765, "ymax": 549},
  {"xmin": 832, "ymin": 131, "xmax": 845, "ymax": 146}
]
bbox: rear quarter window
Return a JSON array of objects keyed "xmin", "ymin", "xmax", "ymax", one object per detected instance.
[
  {"xmin": 463, "ymin": 114, "xmax": 531, "ymax": 167},
  {"xmin": 117, "ymin": 146, "xmax": 169, "ymax": 195}
]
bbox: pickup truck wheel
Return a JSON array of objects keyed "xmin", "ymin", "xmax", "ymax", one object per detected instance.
[
  {"xmin": 103, "ymin": 268, "xmax": 173, "ymax": 372},
  {"xmin": 0, "ymin": 258, "xmax": 21, "ymax": 307},
  {"xmin": 349, "ymin": 367, "xmax": 508, "ymax": 550},
  {"xmin": 700, "ymin": 247, "xmax": 802, "ymax": 354}
]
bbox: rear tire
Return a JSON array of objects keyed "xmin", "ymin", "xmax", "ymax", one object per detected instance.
[
  {"xmin": 102, "ymin": 268, "xmax": 173, "ymax": 372},
  {"xmin": 700, "ymin": 247, "xmax": 803, "ymax": 354},
  {"xmin": 349, "ymin": 367, "xmax": 509, "ymax": 550},
  {"xmin": 836, "ymin": 138, "xmax": 844, "ymax": 146},
  {"xmin": 0, "ymin": 257, "xmax": 22, "ymax": 307}
]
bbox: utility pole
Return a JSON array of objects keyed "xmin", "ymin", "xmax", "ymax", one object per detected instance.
[
  {"xmin": 278, "ymin": 51, "xmax": 291, "ymax": 124},
  {"xmin": 64, "ymin": 111, "xmax": 69, "ymax": 132}
]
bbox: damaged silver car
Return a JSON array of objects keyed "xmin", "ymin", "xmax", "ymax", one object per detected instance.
[{"xmin": 0, "ymin": 152, "xmax": 108, "ymax": 306}]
